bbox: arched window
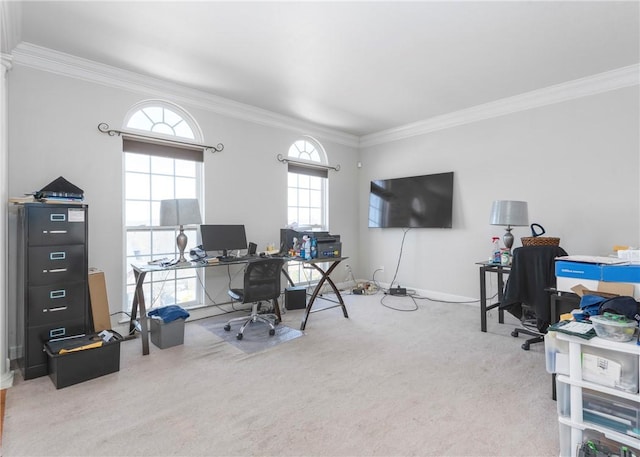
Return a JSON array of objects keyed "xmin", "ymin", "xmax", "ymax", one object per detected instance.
[
  {"xmin": 287, "ymin": 137, "xmax": 328, "ymax": 230},
  {"xmin": 123, "ymin": 100, "xmax": 204, "ymax": 312},
  {"xmin": 286, "ymin": 137, "xmax": 328, "ymax": 284},
  {"xmin": 125, "ymin": 102, "xmax": 200, "ymax": 140}
]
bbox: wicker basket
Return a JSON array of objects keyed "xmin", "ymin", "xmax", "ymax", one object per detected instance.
[{"xmin": 521, "ymin": 236, "xmax": 560, "ymax": 247}]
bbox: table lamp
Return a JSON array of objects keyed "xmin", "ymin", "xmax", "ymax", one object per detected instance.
[
  {"xmin": 160, "ymin": 198, "xmax": 202, "ymax": 263},
  {"xmin": 489, "ymin": 200, "xmax": 529, "ymax": 251}
]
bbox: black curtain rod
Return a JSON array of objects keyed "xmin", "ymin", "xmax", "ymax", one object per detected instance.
[{"xmin": 98, "ymin": 123, "xmax": 224, "ymax": 153}]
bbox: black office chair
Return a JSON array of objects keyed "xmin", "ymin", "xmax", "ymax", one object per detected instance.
[
  {"xmin": 224, "ymin": 257, "xmax": 284, "ymax": 340},
  {"xmin": 500, "ymin": 245, "xmax": 568, "ymax": 350}
]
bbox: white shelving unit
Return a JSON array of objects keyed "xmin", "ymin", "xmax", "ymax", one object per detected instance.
[{"xmin": 553, "ymin": 332, "xmax": 640, "ymax": 457}]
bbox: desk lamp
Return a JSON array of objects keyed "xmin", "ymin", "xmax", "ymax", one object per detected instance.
[
  {"xmin": 489, "ymin": 200, "xmax": 529, "ymax": 251},
  {"xmin": 160, "ymin": 198, "xmax": 202, "ymax": 263}
]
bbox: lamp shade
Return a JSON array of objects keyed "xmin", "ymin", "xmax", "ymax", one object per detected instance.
[
  {"xmin": 489, "ymin": 200, "xmax": 529, "ymax": 227},
  {"xmin": 160, "ymin": 199, "xmax": 202, "ymax": 227}
]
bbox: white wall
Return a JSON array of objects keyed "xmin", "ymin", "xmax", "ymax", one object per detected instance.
[
  {"xmin": 358, "ymin": 86, "xmax": 640, "ymax": 300},
  {"xmin": 6, "ymin": 65, "xmax": 359, "ymax": 350}
]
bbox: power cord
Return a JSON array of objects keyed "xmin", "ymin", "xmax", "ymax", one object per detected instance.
[
  {"xmin": 379, "ymin": 293, "xmax": 419, "ymax": 312},
  {"xmin": 387, "ymin": 227, "xmax": 411, "ymax": 291}
]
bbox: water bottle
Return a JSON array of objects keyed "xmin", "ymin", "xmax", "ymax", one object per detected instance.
[{"xmin": 304, "ymin": 238, "xmax": 312, "ymax": 260}]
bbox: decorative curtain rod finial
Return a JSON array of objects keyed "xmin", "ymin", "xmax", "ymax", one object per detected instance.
[{"xmin": 98, "ymin": 122, "xmax": 119, "ymax": 136}]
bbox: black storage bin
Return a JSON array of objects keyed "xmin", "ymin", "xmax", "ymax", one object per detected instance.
[
  {"xmin": 45, "ymin": 331, "xmax": 122, "ymax": 389},
  {"xmin": 285, "ymin": 286, "xmax": 307, "ymax": 310}
]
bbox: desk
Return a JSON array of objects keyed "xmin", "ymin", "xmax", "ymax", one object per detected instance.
[
  {"xmin": 549, "ymin": 290, "xmax": 580, "ymax": 323},
  {"xmin": 130, "ymin": 256, "xmax": 348, "ymax": 354},
  {"xmin": 130, "ymin": 258, "xmax": 264, "ymax": 355},
  {"xmin": 477, "ymin": 261, "xmax": 509, "ymax": 332},
  {"xmin": 292, "ymin": 257, "xmax": 349, "ymax": 331}
]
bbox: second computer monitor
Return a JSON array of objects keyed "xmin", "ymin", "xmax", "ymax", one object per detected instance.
[{"xmin": 200, "ymin": 224, "xmax": 248, "ymax": 257}]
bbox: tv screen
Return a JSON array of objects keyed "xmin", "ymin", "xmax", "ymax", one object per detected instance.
[{"xmin": 368, "ymin": 172, "xmax": 454, "ymax": 228}]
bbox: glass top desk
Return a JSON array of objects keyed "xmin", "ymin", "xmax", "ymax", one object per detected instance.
[{"xmin": 129, "ymin": 256, "xmax": 349, "ymax": 355}]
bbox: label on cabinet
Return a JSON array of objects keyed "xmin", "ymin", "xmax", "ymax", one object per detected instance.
[{"xmin": 68, "ymin": 208, "xmax": 85, "ymax": 222}]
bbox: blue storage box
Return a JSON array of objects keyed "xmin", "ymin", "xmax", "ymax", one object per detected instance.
[
  {"xmin": 555, "ymin": 261, "xmax": 604, "ymax": 281},
  {"xmin": 602, "ymin": 264, "xmax": 640, "ymax": 283}
]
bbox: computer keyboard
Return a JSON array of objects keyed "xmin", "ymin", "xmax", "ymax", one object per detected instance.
[{"xmin": 218, "ymin": 255, "xmax": 255, "ymax": 263}]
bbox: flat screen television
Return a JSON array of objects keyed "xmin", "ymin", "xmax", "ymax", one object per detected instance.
[{"xmin": 368, "ymin": 172, "xmax": 454, "ymax": 228}]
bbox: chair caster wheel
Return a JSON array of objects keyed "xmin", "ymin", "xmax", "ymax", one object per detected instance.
[
  {"xmin": 236, "ymin": 333, "xmax": 243, "ymax": 340},
  {"xmin": 269, "ymin": 328, "xmax": 275, "ymax": 336},
  {"xmin": 224, "ymin": 324, "xmax": 231, "ymax": 332},
  {"xmin": 522, "ymin": 342, "xmax": 530, "ymax": 351},
  {"xmin": 511, "ymin": 330, "xmax": 519, "ymax": 337}
]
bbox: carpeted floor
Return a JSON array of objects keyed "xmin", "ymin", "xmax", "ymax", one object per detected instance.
[{"xmin": 1, "ymin": 292, "xmax": 560, "ymax": 456}]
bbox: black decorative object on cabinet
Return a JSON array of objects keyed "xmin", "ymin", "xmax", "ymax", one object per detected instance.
[{"xmin": 16, "ymin": 203, "xmax": 89, "ymax": 380}]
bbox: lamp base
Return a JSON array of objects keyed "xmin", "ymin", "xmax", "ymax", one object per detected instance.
[
  {"xmin": 503, "ymin": 226, "xmax": 514, "ymax": 251},
  {"xmin": 176, "ymin": 226, "xmax": 188, "ymax": 263}
]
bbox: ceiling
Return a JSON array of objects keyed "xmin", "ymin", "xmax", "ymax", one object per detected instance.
[{"xmin": 11, "ymin": 1, "xmax": 640, "ymax": 137}]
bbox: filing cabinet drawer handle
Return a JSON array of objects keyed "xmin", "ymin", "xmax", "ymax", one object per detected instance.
[
  {"xmin": 43, "ymin": 268, "xmax": 68, "ymax": 274},
  {"xmin": 49, "ymin": 252, "xmax": 66, "ymax": 260},
  {"xmin": 50, "ymin": 290, "xmax": 66, "ymax": 299},
  {"xmin": 50, "ymin": 214, "xmax": 66, "ymax": 222},
  {"xmin": 42, "ymin": 230, "xmax": 68, "ymax": 234},
  {"xmin": 49, "ymin": 327, "xmax": 66, "ymax": 338},
  {"xmin": 45, "ymin": 306, "xmax": 68, "ymax": 313}
]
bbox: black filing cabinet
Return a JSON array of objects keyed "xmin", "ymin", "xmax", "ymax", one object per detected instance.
[{"xmin": 17, "ymin": 203, "xmax": 89, "ymax": 380}]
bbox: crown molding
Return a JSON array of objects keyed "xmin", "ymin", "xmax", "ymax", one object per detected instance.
[
  {"xmin": 0, "ymin": 1, "xmax": 21, "ymax": 55},
  {"xmin": 360, "ymin": 63, "xmax": 640, "ymax": 148},
  {"xmin": 9, "ymin": 43, "xmax": 639, "ymax": 149},
  {"xmin": 11, "ymin": 42, "xmax": 360, "ymax": 148}
]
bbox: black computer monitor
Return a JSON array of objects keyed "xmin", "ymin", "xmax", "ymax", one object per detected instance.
[{"xmin": 200, "ymin": 224, "xmax": 248, "ymax": 257}]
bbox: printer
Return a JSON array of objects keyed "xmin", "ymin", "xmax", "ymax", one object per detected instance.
[{"xmin": 280, "ymin": 229, "xmax": 342, "ymax": 259}]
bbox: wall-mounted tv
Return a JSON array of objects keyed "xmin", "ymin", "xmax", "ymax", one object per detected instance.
[{"xmin": 368, "ymin": 172, "xmax": 454, "ymax": 228}]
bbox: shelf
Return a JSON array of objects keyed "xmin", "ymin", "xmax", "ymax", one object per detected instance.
[
  {"xmin": 558, "ymin": 416, "xmax": 640, "ymax": 450},
  {"xmin": 556, "ymin": 332, "xmax": 640, "ymax": 356},
  {"xmin": 556, "ymin": 374, "xmax": 640, "ymax": 403},
  {"xmin": 553, "ymin": 330, "xmax": 640, "ymax": 456}
]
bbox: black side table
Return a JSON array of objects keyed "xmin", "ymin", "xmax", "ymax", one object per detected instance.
[{"xmin": 477, "ymin": 261, "xmax": 510, "ymax": 332}]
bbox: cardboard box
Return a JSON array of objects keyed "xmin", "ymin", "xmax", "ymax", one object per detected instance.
[
  {"xmin": 602, "ymin": 264, "xmax": 640, "ymax": 283},
  {"xmin": 555, "ymin": 261, "xmax": 604, "ymax": 281},
  {"xmin": 45, "ymin": 332, "xmax": 122, "ymax": 389},
  {"xmin": 88, "ymin": 268, "xmax": 112, "ymax": 332},
  {"xmin": 570, "ymin": 282, "xmax": 634, "ymax": 298},
  {"xmin": 555, "ymin": 258, "xmax": 640, "ymax": 298}
]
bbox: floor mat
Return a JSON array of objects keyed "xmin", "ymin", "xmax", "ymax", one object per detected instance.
[{"xmin": 199, "ymin": 315, "xmax": 304, "ymax": 354}]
